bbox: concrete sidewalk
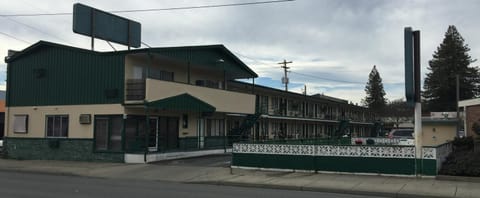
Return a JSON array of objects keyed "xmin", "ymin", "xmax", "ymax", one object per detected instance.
[{"xmin": 0, "ymin": 159, "xmax": 479, "ymax": 198}]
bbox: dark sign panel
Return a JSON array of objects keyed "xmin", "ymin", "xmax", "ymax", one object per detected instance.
[
  {"xmin": 73, "ymin": 3, "xmax": 141, "ymax": 48},
  {"xmin": 404, "ymin": 27, "xmax": 414, "ymax": 106}
]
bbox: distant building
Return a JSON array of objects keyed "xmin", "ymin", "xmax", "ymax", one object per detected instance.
[{"xmin": 459, "ymin": 98, "xmax": 480, "ymax": 137}]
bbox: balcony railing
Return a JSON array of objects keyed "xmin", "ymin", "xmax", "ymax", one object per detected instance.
[{"xmin": 126, "ymin": 79, "xmax": 145, "ymax": 100}]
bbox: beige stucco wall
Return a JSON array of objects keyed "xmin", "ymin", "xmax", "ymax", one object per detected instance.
[
  {"xmin": 422, "ymin": 124, "xmax": 456, "ymax": 146},
  {"xmin": 5, "ymin": 104, "xmax": 125, "ymax": 139},
  {"xmin": 146, "ymin": 79, "xmax": 255, "ymax": 114},
  {"xmin": 125, "ymin": 55, "xmax": 188, "ymax": 82},
  {"xmin": 124, "ymin": 108, "xmax": 200, "ymax": 137}
]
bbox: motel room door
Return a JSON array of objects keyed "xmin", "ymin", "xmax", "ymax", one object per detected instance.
[{"xmin": 158, "ymin": 117, "xmax": 179, "ymax": 151}]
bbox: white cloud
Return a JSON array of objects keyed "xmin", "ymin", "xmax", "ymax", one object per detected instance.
[{"xmin": 1, "ymin": 0, "xmax": 479, "ymax": 104}]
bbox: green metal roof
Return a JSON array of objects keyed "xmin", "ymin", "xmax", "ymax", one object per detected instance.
[
  {"xmin": 146, "ymin": 93, "xmax": 215, "ymax": 113},
  {"xmin": 5, "ymin": 41, "xmax": 258, "ymax": 79}
]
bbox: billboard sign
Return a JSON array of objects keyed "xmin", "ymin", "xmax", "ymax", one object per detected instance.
[{"xmin": 73, "ymin": 3, "xmax": 141, "ymax": 48}]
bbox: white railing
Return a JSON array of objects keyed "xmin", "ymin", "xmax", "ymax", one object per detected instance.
[
  {"xmin": 233, "ymin": 143, "xmax": 453, "ymax": 161},
  {"xmin": 234, "ymin": 143, "xmax": 417, "ymax": 159}
]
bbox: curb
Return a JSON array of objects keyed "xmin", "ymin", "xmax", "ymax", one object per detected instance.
[
  {"xmin": 188, "ymin": 180, "xmax": 451, "ymax": 198},
  {"xmin": 436, "ymin": 175, "xmax": 480, "ymax": 183}
]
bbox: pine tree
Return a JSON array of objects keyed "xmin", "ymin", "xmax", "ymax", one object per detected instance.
[
  {"xmin": 363, "ymin": 65, "xmax": 387, "ymax": 112},
  {"xmin": 423, "ymin": 25, "xmax": 480, "ymax": 112}
]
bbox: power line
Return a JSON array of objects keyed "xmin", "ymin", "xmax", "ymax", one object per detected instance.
[
  {"xmin": 290, "ymin": 71, "xmax": 364, "ymax": 84},
  {"xmin": 0, "ymin": 17, "xmax": 73, "ymax": 45},
  {"xmin": 0, "ymin": 0, "xmax": 295, "ymax": 17},
  {"xmin": 0, "ymin": 31, "xmax": 31, "ymax": 44}
]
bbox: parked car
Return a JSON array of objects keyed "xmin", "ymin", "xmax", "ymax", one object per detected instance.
[
  {"xmin": 388, "ymin": 128, "xmax": 414, "ymax": 139},
  {"xmin": 388, "ymin": 128, "xmax": 414, "ymax": 145}
]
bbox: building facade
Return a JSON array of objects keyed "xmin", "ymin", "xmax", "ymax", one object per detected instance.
[
  {"xmin": 4, "ymin": 41, "xmax": 377, "ymax": 162},
  {"xmin": 227, "ymin": 82, "xmax": 376, "ymax": 141}
]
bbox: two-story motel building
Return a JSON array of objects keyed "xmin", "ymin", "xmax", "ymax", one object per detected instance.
[{"xmin": 4, "ymin": 41, "xmax": 376, "ymax": 162}]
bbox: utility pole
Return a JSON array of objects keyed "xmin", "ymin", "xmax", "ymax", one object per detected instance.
[{"xmin": 278, "ymin": 60, "xmax": 292, "ymax": 91}]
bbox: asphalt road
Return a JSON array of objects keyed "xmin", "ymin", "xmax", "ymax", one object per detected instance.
[{"xmin": 0, "ymin": 171, "xmax": 385, "ymax": 198}]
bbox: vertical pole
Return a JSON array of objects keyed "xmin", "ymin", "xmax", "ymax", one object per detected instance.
[
  {"xmin": 278, "ymin": 60, "xmax": 292, "ymax": 92},
  {"xmin": 127, "ymin": 21, "xmax": 131, "ymax": 51},
  {"xmin": 414, "ymin": 102, "xmax": 422, "ymax": 175},
  {"xmin": 456, "ymin": 74, "xmax": 460, "ymax": 137},
  {"xmin": 252, "ymin": 78, "xmax": 255, "ymax": 94},
  {"xmin": 144, "ymin": 107, "xmax": 150, "ymax": 163},
  {"xmin": 224, "ymin": 118, "xmax": 227, "ymax": 153},
  {"xmin": 413, "ymin": 30, "xmax": 422, "ymax": 176}
]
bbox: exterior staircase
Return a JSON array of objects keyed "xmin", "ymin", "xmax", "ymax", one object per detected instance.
[{"xmin": 229, "ymin": 113, "xmax": 262, "ymax": 143}]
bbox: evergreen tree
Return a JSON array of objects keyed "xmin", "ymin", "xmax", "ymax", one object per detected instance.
[
  {"xmin": 423, "ymin": 25, "xmax": 480, "ymax": 112},
  {"xmin": 363, "ymin": 65, "xmax": 387, "ymax": 112}
]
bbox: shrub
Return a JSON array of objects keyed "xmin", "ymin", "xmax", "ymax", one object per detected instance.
[{"xmin": 452, "ymin": 136, "xmax": 473, "ymax": 151}]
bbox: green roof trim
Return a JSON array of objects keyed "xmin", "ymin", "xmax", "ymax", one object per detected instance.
[
  {"xmin": 5, "ymin": 40, "xmax": 258, "ymax": 79},
  {"xmin": 147, "ymin": 93, "xmax": 215, "ymax": 113}
]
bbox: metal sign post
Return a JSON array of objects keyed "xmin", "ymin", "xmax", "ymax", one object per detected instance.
[{"xmin": 405, "ymin": 27, "xmax": 422, "ymax": 176}]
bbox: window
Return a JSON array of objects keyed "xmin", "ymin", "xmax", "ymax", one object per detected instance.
[
  {"xmin": 94, "ymin": 116, "xmax": 124, "ymax": 151},
  {"xmin": 206, "ymin": 119, "xmax": 224, "ymax": 136},
  {"xmin": 13, "ymin": 115, "xmax": 28, "ymax": 133},
  {"xmin": 46, "ymin": 115, "xmax": 69, "ymax": 138},
  {"xmin": 149, "ymin": 68, "xmax": 174, "ymax": 81}
]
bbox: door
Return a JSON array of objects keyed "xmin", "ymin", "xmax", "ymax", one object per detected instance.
[
  {"xmin": 158, "ymin": 117, "xmax": 179, "ymax": 151},
  {"xmin": 148, "ymin": 117, "xmax": 158, "ymax": 151},
  {"xmin": 167, "ymin": 117, "xmax": 179, "ymax": 150}
]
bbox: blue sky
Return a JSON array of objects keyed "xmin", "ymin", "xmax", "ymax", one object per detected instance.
[{"xmin": 1, "ymin": 0, "xmax": 480, "ymax": 104}]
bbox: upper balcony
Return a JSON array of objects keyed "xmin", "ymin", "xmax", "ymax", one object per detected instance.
[{"xmin": 123, "ymin": 45, "xmax": 258, "ymax": 114}]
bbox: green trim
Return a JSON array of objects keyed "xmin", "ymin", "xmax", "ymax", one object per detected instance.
[
  {"xmin": 232, "ymin": 153, "xmax": 439, "ymax": 176},
  {"xmin": 147, "ymin": 93, "xmax": 215, "ymax": 113},
  {"xmin": 4, "ymin": 137, "xmax": 124, "ymax": 162}
]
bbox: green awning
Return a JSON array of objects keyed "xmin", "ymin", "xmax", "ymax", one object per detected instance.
[{"xmin": 146, "ymin": 93, "xmax": 215, "ymax": 113}]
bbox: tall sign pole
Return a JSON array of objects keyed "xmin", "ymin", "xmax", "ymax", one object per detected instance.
[{"xmin": 405, "ymin": 27, "xmax": 422, "ymax": 176}]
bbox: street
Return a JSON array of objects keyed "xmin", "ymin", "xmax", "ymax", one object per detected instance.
[{"xmin": 0, "ymin": 171, "xmax": 385, "ymax": 198}]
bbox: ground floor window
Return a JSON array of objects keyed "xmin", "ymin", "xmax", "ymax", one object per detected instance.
[
  {"xmin": 206, "ymin": 119, "xmax": 224, "ymax": 136},
  {"xmin": 13, "ymin": 115, "xmax": 28, "ymax": 133},
  {"xmin": 46, "ymin": 115, "xmax": 68, "ymax": 138},
  {"xmin": 94, "ymin": 115, "xmax": 123, "ymax": 152}
]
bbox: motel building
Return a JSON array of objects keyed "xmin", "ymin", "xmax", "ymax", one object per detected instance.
[{"xmin": 3, "ymin": 41, "xmax": 376, "ymax": 163}]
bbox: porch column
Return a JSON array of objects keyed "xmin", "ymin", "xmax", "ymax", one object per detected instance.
[{"xmin": 144, "ymin": 106, "xmax": 150, "ymax": 163}]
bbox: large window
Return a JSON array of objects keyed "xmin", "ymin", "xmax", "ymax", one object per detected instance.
[
  {"xmin": 95, "ymin": 116, "xmax": 123, "ymax": 152},
  {"xmin": 46, "ymin": 115, "xmax": 69, "ymax": 138},
  {"xmin": 206, "ymin": 119, "xmax": 224, "ymax": 136}
]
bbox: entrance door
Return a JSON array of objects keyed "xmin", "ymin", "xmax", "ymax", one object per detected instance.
[
  {"xmin": 148, "ymin": 117, "xmax": 158, "ymax": 151},
  {"xmin": 158, "ymin": 117, "xmax": 179, "ymax": 151}
]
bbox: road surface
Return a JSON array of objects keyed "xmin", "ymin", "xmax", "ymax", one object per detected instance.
[{"xmin": 0, "ymin": 171, "xmax": 385, "ymax": 198}]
